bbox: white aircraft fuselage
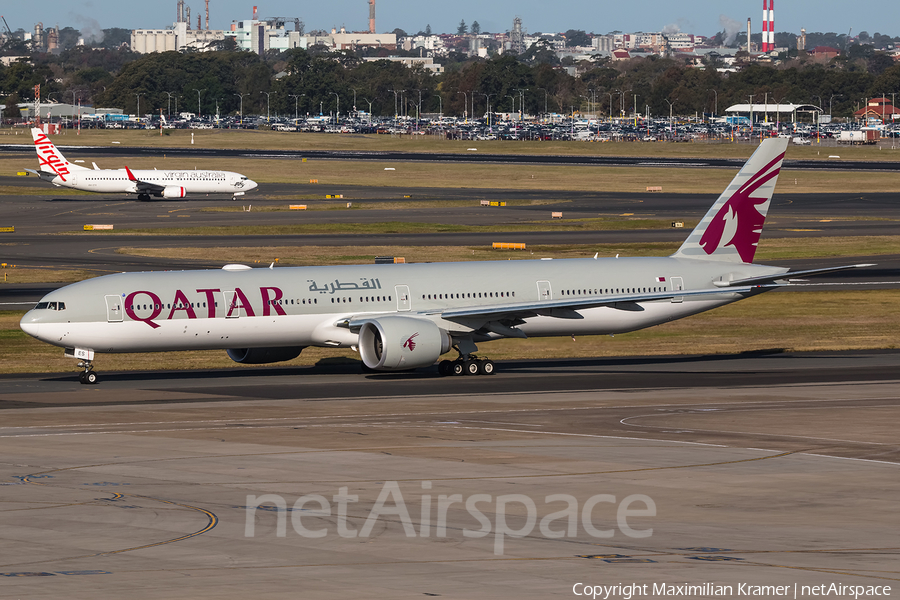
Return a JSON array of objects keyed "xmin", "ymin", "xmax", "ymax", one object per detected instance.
[{"xmin": 27, "ymin": 128, "xmax": 257, "ymax": 199}]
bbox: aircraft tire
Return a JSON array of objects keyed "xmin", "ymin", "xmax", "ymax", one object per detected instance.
[
  {"xmin": 438, "ymin": 360, "xmax": 453, "ymax": 376},
  {"xmin": 451, "ymin": 361, "xmax": 465, "ymax": 376},
  {"xmin": 85, "ymin": 371, "xmax": 98, "ymax": 384},
  {"xmin": 465, "ymin": 360, "xmax": 480, "ymax": 376},
  {"xmin": 478, "ymin": 360, "xmax": 495, "ymax": 375},
  {"xmin": 78, "ymin": 372, "xmax": 86, "ymax": 384}
]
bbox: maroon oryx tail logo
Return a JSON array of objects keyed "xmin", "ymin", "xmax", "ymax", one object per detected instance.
[
  {"xmin": 699, "ymin": 152, "xmax": 784, "ymax": 263},
  {"xmin": 403, "ymin": 333, "xmax": 420, "ymax": 351}
]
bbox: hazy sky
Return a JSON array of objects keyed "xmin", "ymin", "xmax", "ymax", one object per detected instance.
[{"xmin": 3, "ymin": 0, "xmax": 897, "ymax": 40}]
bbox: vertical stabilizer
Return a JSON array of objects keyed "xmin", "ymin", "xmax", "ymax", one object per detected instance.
[
  {"xmin": 673, "ymin": 138, "xmax": 788, "ymax": 264},
  {"xmin": 31, "ymin": 127, "xmax": 87, "ymax": 181}
]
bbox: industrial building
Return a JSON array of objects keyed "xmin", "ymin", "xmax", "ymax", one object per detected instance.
[{"xmin": 131, "ymin": 0, "xmax": 225, "ymax": 54}]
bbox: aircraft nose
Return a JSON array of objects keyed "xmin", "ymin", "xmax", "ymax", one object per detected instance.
[
  {"xmin": 19, "ymin": 314, "xmax": 41, "ymax": 339},
  {"xmin": 246, "ymin": 179, "xmax": 258, "ymax": 191}
]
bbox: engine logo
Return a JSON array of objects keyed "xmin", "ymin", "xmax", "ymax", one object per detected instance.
[{"xmin": 402, "ymin": 333, "xmax": 420, "ymax": 351}]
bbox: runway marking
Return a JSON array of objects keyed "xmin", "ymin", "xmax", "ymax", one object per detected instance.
[
  {"xmin": 619, "ymin": 404, "xmax": 900, "ymax": 447},
  {"xmin": 3, "ymin": 393, "xmax": 896, "ymax": 431},
  {"xmin": 1, "ymin": 476, "xmax": 219, "ymax": 569},
  {"xmin": 51, "ymin": 201, "xmax": 130, "ymax": 218}
]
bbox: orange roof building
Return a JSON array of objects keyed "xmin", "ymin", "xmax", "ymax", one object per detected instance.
[{"xmin": 854, "ymin": 97, "xmax": 900, "ymax": 123}]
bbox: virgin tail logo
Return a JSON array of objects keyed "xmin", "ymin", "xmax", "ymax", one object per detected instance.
[{"xmin": 32, "ymin": 129, "xmax": 73, "ymax": 182}]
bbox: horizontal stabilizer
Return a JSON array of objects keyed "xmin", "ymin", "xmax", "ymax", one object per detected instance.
[{"xmin": 713, "ymin": 264, "xmax": 876, "ymax": 287}]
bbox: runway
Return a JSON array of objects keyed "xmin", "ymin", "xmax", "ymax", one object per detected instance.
[
  {"xmin": 0, "ymin": 351, "xmax": 897, "ymax": 598},
  {"xmin": 3, "ymin": 142, "xmax": 900, "ymax": 171}
]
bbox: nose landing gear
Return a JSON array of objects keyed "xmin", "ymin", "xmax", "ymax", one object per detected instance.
[{"xmin": 77, "ymin": 361, "xmax": 99, "ymax": 385}]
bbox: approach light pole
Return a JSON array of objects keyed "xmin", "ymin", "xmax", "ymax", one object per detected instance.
[
  {"xmin": 707, "ymin": 88, "xmax": 718, "ymax": 119},
  {"xmin": 456, "ymin": 91, "xmax": 468, "ymax": 123},
  {"xmin": 234, "ymin": 92, "xmax": 246, "ymax": 126},
  {"xmin": 192, "ymin": 88, "xmax": 204, "ymax": 119},
  {"xmin": 164, "ymin": 91, "xmax": 176, "ymax": 117},
  {"xmin": 664, "ymin": 98, "xmax": 674, "ymax": 136},
  {"xmin": 389, "ymin": 89, "xmax": 401, "ymax": 120},
  {"xmin": 331, "ymin": 92, "xmax": 340, "ymax": 125},
  {"xmin": 260, "ymin": 91, "xmax": 275, "ymax": 124},
  {"xmin": 289, "ymin": 94, "xmax": 304, "ymax": 121},
  {"xmin": 134, "ymin": 93, "xmax": 143, "ymax": 120}
]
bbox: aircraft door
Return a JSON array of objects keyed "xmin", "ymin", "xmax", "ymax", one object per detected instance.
[
  {"xmin": 670, "ymin": 277, "xmax": 684, "ymax": 303},
  {"xmin": 395, "ymin": 285, "xmax": 411, "ymax": 311},
  {"xmin": 105, "ymin": 295, "xmax": 123, "ymax": 322},
  {"xmin": 536, "ymin": 280, "xmax": 552, "ymax": 301},
  {"xmin": 224, "ymin": 290, "xmax": 241, "ymax": 318}
]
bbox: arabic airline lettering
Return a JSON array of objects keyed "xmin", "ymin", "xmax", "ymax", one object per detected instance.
[{"xmin": 20, "ymin": 138, "xmax": 874, "ymax": 384}]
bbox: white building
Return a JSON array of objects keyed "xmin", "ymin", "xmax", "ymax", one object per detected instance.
[
  {"xmin": 362, "ymin": 56, "xmax": 442, "ymax": 73},
  {"xmin": 226, "ymin": 20, "xmax": 395, "ymax": 54},
  {"xmin": 131, "ymin": 22, "xmax": 224, "ymax": 54}
]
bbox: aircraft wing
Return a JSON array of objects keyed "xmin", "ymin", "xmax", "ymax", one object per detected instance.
[
  {"xmin": 23, "ymin": 168, "xmax": 60, "ymax": 183},
  {"xmin": 712, "ymin": 264, "xmax": 876, "ymax": 288},
  {"xmin": 124, "ymin": 166, "xmax": 165, "ymax": 194},
  {"xmin": 436, "ymin": 286, "xmax": 760, "ymax": 330}
]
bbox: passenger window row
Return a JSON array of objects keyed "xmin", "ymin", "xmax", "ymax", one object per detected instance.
[{"xmin": 422, "ymin": 291, "xmax": 515, "ymax": 300}]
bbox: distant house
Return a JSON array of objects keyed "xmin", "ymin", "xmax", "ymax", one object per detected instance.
[
  {"xmin": 612, "ymin": 49, "xmax": 631, "ymax": 60},
  {"xmin": 853, "ymin": 97, "xmax": 900, "ymax": 123},
  {"xmin": 810, "ymin": 46, "xmax": 840, "ymax": 61}
]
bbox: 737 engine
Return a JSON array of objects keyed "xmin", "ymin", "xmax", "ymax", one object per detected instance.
[
  {"xmin": 226, "ymin": 346, "xmax": 305, "ymax": 364},
  {"xmin": 357, "ymin": 316, "xmax": 451, "ymax": 371},
  {"xmin": 162, "ymin": 186, "xmax": 186, "ymax": 199}
]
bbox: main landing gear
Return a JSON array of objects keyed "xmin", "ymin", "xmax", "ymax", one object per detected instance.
[
  {"xmin": 77, "ymin": 361, "xmax": 99, "ymax": 385},
  {"xmin": 438, "ymin": 356, "xmax": 495, "ymax": 377}
]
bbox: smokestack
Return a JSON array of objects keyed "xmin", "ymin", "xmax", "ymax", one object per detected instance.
[
  {"xmin": 368, "ymin": 0, "xmax": 375, "ymax": 34},
  {"xmin": 197, "ymin": 13, "xmax": 201, "ymax": 31},
  {"xmin": 747, "ymin": 18, "xmax": 751, "ymax": 52},
  {"xmin": 762, "ymin": 0, "xmax": 774, "ymax": 52},
  {"xmin": 186, "ymin": 5, "xmax": 191, "ymax": 30},
  {"xmin": 205, "ymin": 0, "xmax": 209, "ymax": 30},
  {"xmin": 253, "ymin": 5, "xmax": 257, "ymax": 20}
]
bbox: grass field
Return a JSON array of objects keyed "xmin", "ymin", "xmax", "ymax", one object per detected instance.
[
  {"xmin": 5, "ymin": 155, "xmax": 899, "ymax": 195},
  {"xmin": 112, "ymin": 236, "xmax": 900, "ymax": 265},
  {"xmin": 3, "ymin": 127, "xmax": 900, "ymax": 162},
  {"xmin": 1, "ymin": 237, "xmax": 896, "ymax": 285},
  {"xmin": 2, "ymin": 289, "xmax": 897, "ymax": 374}
]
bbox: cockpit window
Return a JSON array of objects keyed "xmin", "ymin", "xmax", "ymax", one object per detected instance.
[{"xmin": 33, "ymin": 301, "xmax": 65, "ymax": 310}]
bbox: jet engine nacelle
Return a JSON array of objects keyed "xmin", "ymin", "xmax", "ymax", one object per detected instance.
[
  {"xmin": 226, "ymin": 346, "xmax": 305, "ymax": 364},
  {"xmin": 357, "ymin": 316, "xmax": 451, "ymax": 371},
  {"xmin": 163, "ymin": 186, "xmax": 186, "ymax": 199}
]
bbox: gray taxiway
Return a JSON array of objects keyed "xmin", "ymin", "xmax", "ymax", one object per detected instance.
[{"xmin": 0, "ymin": 351, "xmax": 897, "ymax": 598}]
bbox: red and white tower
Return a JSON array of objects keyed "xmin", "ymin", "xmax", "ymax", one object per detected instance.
[{"xmin": 762, "ymin": 0, "xmax": 775, "ymax": 52}]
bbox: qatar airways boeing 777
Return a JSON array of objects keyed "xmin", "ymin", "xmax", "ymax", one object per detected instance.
[
  {"xmin": 25, "ymin": 128, "xmax": 257, "ymax": 200},
  {"xmin": 20, "ymin": 138, "xmax": 871, "ymax": 383}
]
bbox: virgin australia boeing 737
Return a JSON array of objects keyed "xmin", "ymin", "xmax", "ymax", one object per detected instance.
[
  {"xmin": 24, "ymin": 128, "xmax": 257, "ymax": 200},
  {"xmin": 20, "ymin": 138, "xmax": 871, "ymax": 383}
]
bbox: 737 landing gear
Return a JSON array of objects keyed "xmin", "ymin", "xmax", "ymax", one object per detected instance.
[
  {"xmin": 438, "ymin": 356, "xmax": 495, "ymax": 377},
  {"xmin": 77, "ymin": 361, "xmax": 98, "ymax": 385}
]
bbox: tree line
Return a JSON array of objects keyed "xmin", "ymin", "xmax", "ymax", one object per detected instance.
[{"xmin": 4, "ymin": 46, "xmax": 900, "ymax": 121}]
